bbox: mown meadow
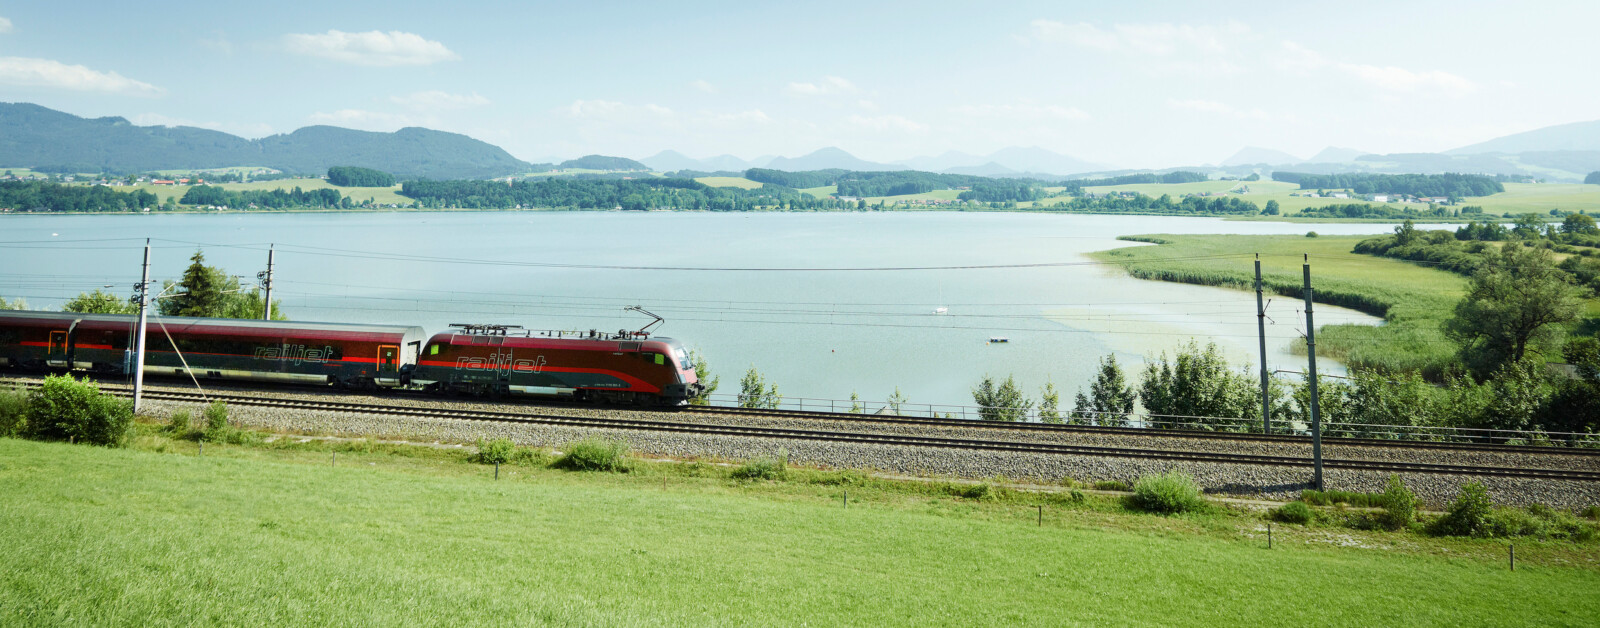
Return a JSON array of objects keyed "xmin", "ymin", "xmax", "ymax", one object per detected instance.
[{"xmin": 3, "ymin": 430, "xmax": 1599, "ymax": 626}]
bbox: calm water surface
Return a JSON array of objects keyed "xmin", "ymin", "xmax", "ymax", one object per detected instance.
[{"xmin": 1, "ymin": 212, "xmax": 1423, "ymax": 409}]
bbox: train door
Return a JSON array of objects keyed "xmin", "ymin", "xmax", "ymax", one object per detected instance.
[
  {"xmin": 377, "ymin": 345, "xmax": 400, "ymax": 375},
  {"xmin": 47, "ymin": 330, "xmax": 68, "ymax": 367}
]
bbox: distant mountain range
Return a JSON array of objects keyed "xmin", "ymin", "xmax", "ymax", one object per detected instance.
[
  {"xmin": 1208, "ymin": 120, "xmax": 1600, "ymax": 182},
  {"xmin": 640, "ymin": 145, "xmax": 1106, "ymax": 178},
  {"xmin": 7, "ymin": 101, "xmax": 1600, "ymax": 183},
  {"xmin": 0, "ymin": 102, "xmax": 530, "ymax": 179}
]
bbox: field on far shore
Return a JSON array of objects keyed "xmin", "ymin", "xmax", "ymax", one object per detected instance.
[
  {"xmin": 1092, "ymin": 233, "xmax": 1471, "ymax": 376},
  {"xmin": 4, "ymin": 436, "xmax": 1597, "ymax": 626},
  {"xmin": 127, "ymin": 178, "xmax": 412, "ymax": 206}
]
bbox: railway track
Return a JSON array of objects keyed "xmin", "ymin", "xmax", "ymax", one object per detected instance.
[
  {"xmin": 8, "ymin": 374, "xmax": 1595, "ymax": 459},
  {"xmin": 687, "ymin": 405, "xmax": 1600, "ymax": 457},
  {"xmin": 115, "ymin": 387, "xmax": 1600, "ymax": 483}
]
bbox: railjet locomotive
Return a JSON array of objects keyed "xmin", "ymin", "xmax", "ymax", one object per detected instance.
[{"xmin": 0, "ymin": 310, "xmax": 703, "ymax": 406}]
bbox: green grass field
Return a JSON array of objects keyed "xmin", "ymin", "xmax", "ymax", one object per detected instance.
[
  {"xmin": 798, "ymin": 185, "xmax": 837, "ymax": 198},
  {"xmin": 3, "ymin": 436, "xmax": 1596, "ymax": 626},
  {"xmin": 129, "ymin": 177, "xmax": 412, "ymax": 206},
  {"xmin": 1092, "ymin": 234, "xmax": 1471, "ymax": 375},
  {"xmin": 695, "ymin": 176, "xmax": 764, "ymax": 190},
  {"xmin": 1074, "ymin": 180, "xmax": 1600, "ymax": 218}
]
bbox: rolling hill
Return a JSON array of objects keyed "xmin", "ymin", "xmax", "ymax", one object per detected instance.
[
  {"xmin": 0, "ymin": 102, "xmax": 531, "ymax": 180},
  {"xmin": 1448, "ymin": 119, "xmax": 1600, "ymax": 154}
]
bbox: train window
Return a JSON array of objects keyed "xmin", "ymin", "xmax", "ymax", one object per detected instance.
[
  {"xmin": 654, "ymin": 353, "xmax": 665, "ymax": 365},
  {"xmin": 430, "ymin": 345, "xmax": 439, "ymax": 355}
]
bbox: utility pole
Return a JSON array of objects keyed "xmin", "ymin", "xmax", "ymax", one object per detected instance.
[
  {"xmin": 258, "ymin": 244, "xmax": 275, "ymax": 321},
  {"xmin": 132, "ymin": 239, "xmax": 151, "ymax": 414},
  {"xmin": 1302, "ymin": 255, "xmax": 1324, "ymax": 491},
  {"xmin": 1255, "ymin": 255, "xmax": 1271, "ymax": 435}
]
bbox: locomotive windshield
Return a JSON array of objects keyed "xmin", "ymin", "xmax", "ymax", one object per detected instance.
[{"xmin": 673, "ymin": 346, "xmax": 692, "ymax": 369}]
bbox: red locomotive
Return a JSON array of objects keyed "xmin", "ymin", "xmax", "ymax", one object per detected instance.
[{"xmin": 0, "ymin": 308, "xmax": 703, "ymax": 406}]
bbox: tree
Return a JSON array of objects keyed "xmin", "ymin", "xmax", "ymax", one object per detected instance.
[
  {"xmin": 163, "ymin": 250, "xmax": 226, "ymax": 317},
  {"xmin": 1511, "ymin": 213, "xmax": 1545, "ymax": 239},
  {"xmin": 158, "ymin": 250, "xmax": 287, "ymax": 320},
  {"xmin": 737, "ymin": 366, "xmax": 781, "ymax": 409},
  {"xmin": 1586, "ymin": 171, "xmax": 1600, "ymax": 185},
  {"xmin": 1262, "ymin": 199, "xmax": 1280, "ymax": 215},
  {"xmin": 0, "ymin": 296, "xmax": 26, "ymax": 310},
  {"xmin": 848, "ymin": 391, "xmax": 863, "ymax": 414},
  {"xmin": 1138, "ymin": 341, "xmax": 1257, "ymax": 430},
  {"xmin": 1073, "ymin": 354, "xmax": 1136, "ymax": 426},
  {"xmin": 1444, "ymin": 244, "xmax": 1583, "ymax": 374},
  {"xmin": 63, "ymin": 289, "xmax": 137, "ymax": 314},
  {"xmin": 326, "ymin": 166, "xmax": 395, "ymax": 187},
  {"xmin": 1393, "ymin": 219, "xmax": 1418, "ymax": 246},
  {"xmin": 1561, "ymin": 213, "xmax": 1599, "ymax": 236},
  {"xmin": 1038, "ymin": 381, "xmax": 1062, "ymax": 424},
  {"xmin": 686, "ymin": 348, "xmax": 717, "ymax": 405},
  {"xmin": 886, "ymin": 387, "xmax": 907, "ymax": 415},
  {"xmin": 971, "ymin": 374, "xmax": 1031, "ymax": 422}
]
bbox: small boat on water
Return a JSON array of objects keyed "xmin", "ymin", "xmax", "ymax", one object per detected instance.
[
  {"xmin": 932, "ymin": 307, "xmax": 948, "ymax": 315},
  {"xmin": 988, "ymin": 336, "xmax": 1009, "ymax": 343}
]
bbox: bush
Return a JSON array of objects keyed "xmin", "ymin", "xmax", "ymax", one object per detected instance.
[
  {"xmin": 204, "ymin": 401, "xmax": 228, "ymax": 430},
  {"xmin": 24, "ymin": 375, "xmax": 132, "ymax": 447},
  {"xmin": 1431, "ymin": 482, "xmax": 1494, "ymax": 537},
  {"xmin": 474, "ymin": 437, "xmax": 516, "ymax": 465},
  {"xmin": 1306, "ymin": 231, "xmax": 1319, "ymax": 238},
  {"xmin": 1300, "ymin": 489, "xmax": 1385, "ymax": 508},
  {"xmin": 1129, "ymin": 471, "xmax": 1207, "ymax": 514},
  {"xmin": 1380, "ymin": 475, "xmax": 1417, "ymax": 530},
  {"xmin": 1582, "ymin": 505, "xmax": 1600, "ymax": 520},
  {"xmin": 731, "ymin": 450, "xmax": 787, "ymax": 481},
  {"xmin": 166, "ymin": 409, "xmax": 192, "ymax": 437},
  {"xmin": 1271, "ymin": 501, "xmax": 1313, "ymax": 524},
  {"xmin": 1093, "ymin": 480, "xmax": 1132, "ymax": 492},
  {"xmin": 554, "ymin": 438, "xmax": 630, "ymax": 472},
  {"xmin": 949, "ymin": 482, "xmax": 1003, "ymax": 501},
  {"xmin": 0, "ymin": 385, "xmax": 28, "ymax": 437}
]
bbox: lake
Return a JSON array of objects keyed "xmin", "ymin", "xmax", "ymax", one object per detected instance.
[{"xmin": 0, "ymin": 211, "xmax": 1423, "ymax": 411}]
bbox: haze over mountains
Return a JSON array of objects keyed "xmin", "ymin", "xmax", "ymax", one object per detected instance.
[
  {"xmin": 5, "ymin": 102, "xmax": 1600, "ymax": 182},
  {"xmin": 640, "ymin": 145, "xmax": 1107, "ymax": 178}
]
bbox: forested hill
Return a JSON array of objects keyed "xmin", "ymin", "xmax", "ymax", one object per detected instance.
[{"xmin": 0, "ymin": 102, "xmax": 531, "ymax": 180}]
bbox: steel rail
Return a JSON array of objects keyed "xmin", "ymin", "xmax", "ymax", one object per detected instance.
[{"xmin": 119, "ymin": 388, "xmax": 1600, "ymax": 483}]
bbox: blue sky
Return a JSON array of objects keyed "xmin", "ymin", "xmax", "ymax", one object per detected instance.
[{"xmin": 0, "ymin": 0, "xmax": 1594, "ymax": 168}]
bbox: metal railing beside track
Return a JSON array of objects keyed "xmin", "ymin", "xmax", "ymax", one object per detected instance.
[{"xmin": 701, "ymin": 393, "xmax": 1600, "ymax": 449}]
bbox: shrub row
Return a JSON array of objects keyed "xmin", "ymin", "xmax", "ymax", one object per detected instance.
[{"xmin": 1, "ymin": 375, "xmax": 132, "ymax": 446}]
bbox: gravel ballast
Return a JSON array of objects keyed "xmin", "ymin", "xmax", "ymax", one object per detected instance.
[{"xmin": 96, "ymin": 379, "xmax": 1600, "ymax": 512}]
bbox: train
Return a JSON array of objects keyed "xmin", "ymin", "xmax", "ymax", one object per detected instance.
[{"xmin": 0, "ymin": 310, "xmax": 703, "ymax": 406}]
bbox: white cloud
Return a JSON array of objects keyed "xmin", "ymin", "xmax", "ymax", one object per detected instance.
[
  {"xmin": 390, "ymin": 90, "xmax": 490, "ymax": 111},
  {"xmin": 0, "ymin": 57, "xmax": 161, "ymax": 95},
  {"xmin": 690, "ymin": 79, "xmax": 716, "ymax": 94},
  {"xmin": 284, "ymin": 30, "xmax": 459, "ymax": 66},
  {"xmin": 131, "ymin": 113, "xmax": 273, "ymax": 138},
  {"xmin": 847, "ymin": 114, "xmax": 926, "ymax": 134},
  {"xmin": 1024, "ymin": 19, "xmax": 1248, "ymax": 55},
  {"xmin": 308, "ymin": 109, "xmax": 418, "ymax": 130},
  {"xmin": 953, "ymin": 102, "xmax": 1090, "ymax": 121},
  {"xmin": 706, "ymin": 109, "xmax": 770, "ymax": 124},
  {"xmin": 0, "ymin": 17, "xmax": 13, "ymax": 34},
  {"xmin": 1338, "ymin": 63, "xmax": 1475, "ymax": 94},
  {"xmin": 1273, "ymin": 40, "xmax": 1474, "ymax": 95},
  {"xmin": 565, "ymin": 99, "xmax": 673, "ymax": 118},
  {"xmin": 785, "ymin": 76, "xmax": 855, "ymax": 96}
]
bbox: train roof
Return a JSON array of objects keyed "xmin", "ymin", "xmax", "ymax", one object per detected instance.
[
  {"xmin": 427, "ymin": 330, "xmax": 684, "ymax": 348},
  {"xmin": 0, "ymin": 310, "xmax": 424, "ymax": 337}
]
